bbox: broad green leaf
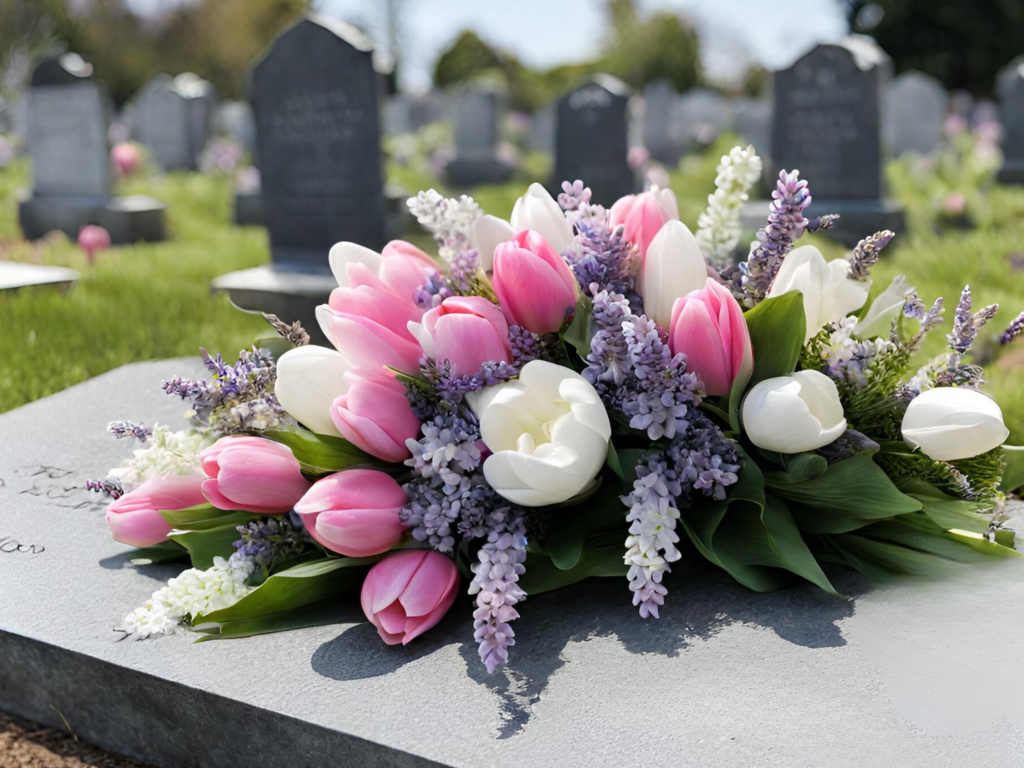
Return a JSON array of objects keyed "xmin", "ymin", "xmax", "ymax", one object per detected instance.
[
  {"xmin": 194, "ymin": 556, "xmax": 377, "ymax": 625},
  {"xmin": 168, "ymin": 524, "xmax": 241, "ymax": 570},
  {"xmin": 159, "ymin": 504, "xmax": 262, "ymax": 531},
  {"xmin": 1002, "ymin": 445, "xmax": 1024, "ymax": 493},
  {"xmin": 770, "ymin": 453, "xmax": 922, "ymax": 533},
  {"xmin": 824, "ymin": 534, "xmax": 949, "ymax": 580},
  {"xmin": 195, "ymin": 599, "xmax": 351, "ymax": 642},
  {"xmin": 519, "ymin": 544, "xmax": 628, "ymax": 596},
  {"xmin": 897, "ymin": 479, "xmax": 989, "ymax": 533},
  {"xmin": 760, "ymin": 494, "xmax": 839, "ymax": 596},
  {"xmin": 606, "ymin": 440, "xmax": 624, "ymax": 483},
  {"xmin": 859, "ymin": 517, "xmax": 1020, "ymax": 563},
  {"xmin": 762, "ymin": 452, "xmax": 829, "ymax": 484},
  {"xmin": 263, "ymin": 428, "xmax": 388, "ymax": 476},
  {"xmin": 562, "ymin": 292, "xmax": 594, "ymax": 366}
]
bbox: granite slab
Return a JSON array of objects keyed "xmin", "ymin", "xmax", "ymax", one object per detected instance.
[
  {"xmin": 0, "ymin": 261, "xmax": 79, "ymax": 293},
  {"xmin": 2, "ymin": 360, "xmax": 1024, "ymax": 768}
]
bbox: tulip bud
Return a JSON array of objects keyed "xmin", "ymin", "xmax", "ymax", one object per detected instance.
[
  {"xmin": 471, "ymin": 214, "xmax": 515, "ymax": 272},
  {"xmin": 330, "ymin": 369, "xmax": 422, "ymax": 463},
  {"xmin": 474, "ymin": 360, "xmax": 611, "ymax": 506},
  {"xmin": 742, "ymin": 371, "xmax": 847, "ymax": 453},
  {"xmin": 380, "ymin": 240, "xmax": 442, "ymax": 303},
  {"xmin": 200, "ymin": 436, "xmax": 311, "ymax": 514},
  {"xmin": 106, "ymin": 473, "xmax": 206, "ymax": 547},
  {"xmin": 294, "ymin": 470, "xmax": 409, "ymax": 557},
  {"xmin": 510, "ymin": 182, "xmax": 574, "ymax": 254},
  {"xmin": 855, "ymin": 275, "xmax": 909, "ymax": 339},
  {"xmin": 360, "ymin": 550, "xmax": 460, "ymax": 645},
  {"xmin": 901, "ymin": 387, "xmax": 1009, "ymax": 461},
  {"xmin": 274, "ymin": 345, "xmax": 353, "ymax": 437},
  {"xmin": 669, "ymin": 278, "xmax": 754, "ymax": 397},
  {"xmin": 408, "ymin": 296, "xmax": 511, "ymax": 377},
  {"xmin": 492, "ymin": 230, "xmax": 578, "ymax": 334},
  {"xmin": 638, "ymin": 220, "xmax": 707, "ymax": 330},
  {"xmin": 608, "ymin": 186, "xmax": 679, "ymax": 257},
  {"xmin": 767, "ymin": 246, "xmax": 870, "ymax": 343},
  {"xmin": 316, "ymin": 303, "xmax": 423, "ymax": 376}
]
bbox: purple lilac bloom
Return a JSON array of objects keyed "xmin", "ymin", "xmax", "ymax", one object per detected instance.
[
  {"xmin": 86, "ymin": 477, "xmax": 124, "ymax": 499},
  {"xmin": 233, "ymin": 515, "xmax": 308, "ymax": 571},
  {"xmin": 470, "ymin": 506, "xmax": 528, "ymax": 673},
  {"xmin": 739, "ymin": 170, "xmax": 814, "ymax": 305},
  {"xmin": 557, "ymin": 179, "xmax": 592, "ymax": 211},
  {"xmin": 847, "ymin": 230, "xmax": 895, "ymax": 281},
  {"xmin": 564, "ymin": 208, "xmax": 640, "ymax": 305},
  {"xmin": 448, "ymin": 249, "xmax": 482, "ymax": 295},
  {"xmin": 1000, "ymin": 311, "xmax": 1024, "ymax": 345},
  {"xmin": 667, "ymin": 411, "xmax": 741, "ymax": 502},
  {"xmin": 623, "ymin": 456, "xmax": 681, "ymax": 619},
  {"xmin": 107, "ymin": 421, "xmax": 152, "ymax": 442},
  {"xmin": 817, "ymin": 430, "xmax": 880, "ymax": 465},
  {"xmin": 413, "ymin": 272, "xmax": 453, "ymax": 309},
  {"xmin": 508, "ymin": 325, "xmax": 547, "ymax": 366},
  {"xmin": 947, "ymin": 285, "xmax": 999, "ymax": 355}
]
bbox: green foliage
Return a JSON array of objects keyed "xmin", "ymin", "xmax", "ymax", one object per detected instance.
[
  {"xmin": 433, "ymin": 31, "xmax": 505, "ymax": 90},
  {"xmin": 263, "ymin": 428, "xmax": 388, "ymax": 477}
]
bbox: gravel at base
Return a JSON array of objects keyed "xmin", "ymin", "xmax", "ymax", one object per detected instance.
[{"xmin": 0, "ymin": 712, "xmax": 151, "ymax": 768}]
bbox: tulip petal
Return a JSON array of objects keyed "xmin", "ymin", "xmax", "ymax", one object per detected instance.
[
  {"xmin": 366, "ymin": 552, "xmax": 425, "ymax": 614},
  {"xmin": 329, "ymin": 242, "xmax": 383, "ymax": 288}
]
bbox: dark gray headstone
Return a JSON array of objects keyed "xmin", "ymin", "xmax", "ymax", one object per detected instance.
[
  {"xmin": 553, "ymin": 75, "xmax": 637, "ymax": 205},
  {"xmin": 174, "ymin": 72, "xmax": 219, "ymax": 163},
  {"xmin": 885, "ymin": 71, "xmax": 947, "ymax": 156},
  {"xmin": 2, "ymin": 360, "xmax": 1024, "ymax": 768},
  {"xmin": 998, "ymin": 57, "xmax": 1024, "ymax": 184},
  {"xmin": 29, "ymin": 52, "xmax": 93, "ymax": 86},
  {"xmin": 252, "ymin": 15, "xmax": 386, "ymax": 266},
  {"xmin": 768, "ymin": 38, "xmax": 903, "ymax": 245},
  {"xmin": 408, "ymin": 92, "xmax": 445, "ymax": 130},
  {"xmin": 643, "ymin": 80, "xmax": 680, "ymax": 163},
  {"xmin": 444, "ymin": 89, "xmax": 512, "ymax": 186}
]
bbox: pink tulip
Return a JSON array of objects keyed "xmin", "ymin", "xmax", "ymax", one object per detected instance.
[
  {"xmin": 361, "ymin": 550, "xmax": 460, "ymax": 645},
  {"xmin": 415, "ymin": 296, "xmax": 511, "ymax": 377},
  {"xmin": 294, "ymin": 470, "xmax": 409, "ymax": 557},
  {"xmin": 78, "ymin": 225, "xmax": 111, "ymax": 264},
  {"xmin": 111, "ymin": 142, "xmax": 142, "ymax": 176},
  {"xmin": 106, "ymin": 474, "xmax": 206, "ymax": 547},
  {"xmin": 669, "ymin": 278, "xmax": 754, "ymax": 398},
  {"xmin": 200, "ymin": 436, "xmax": 311, "ymax": 514},
  {"xmin": 608, "ymin": 187, "xmax": 678, "ymax": 258},
  {"xmin": 492, "ymin": 229, "xmax": 577, "ymax": 334},
  {"xmin": 330, "ymin": 369, "xmax": 422, "ymax": 462},
  {"xmin": 380, "ymin": 240, "xmax": 442, "ymax": 304},
  {"xmin": 317, "ymin": 306, "xmax": 424, "ymax": 375}
]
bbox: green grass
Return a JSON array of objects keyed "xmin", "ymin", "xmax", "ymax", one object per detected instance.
[{"xmin": 2, "ymin": 140, "xmax": 1023, "ymax": 447}]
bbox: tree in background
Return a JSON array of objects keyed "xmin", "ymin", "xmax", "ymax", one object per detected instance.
[
  {"xmin": 847, "ymin": 0, "xmax": 1024, "ymax": 96},
  {"xmin": 0, "ymin": 0, "xmax": 310, "ymax": 104},
  {"xmin": 432, "ymin": 0, "xmax": 701, "ymax": 112}
]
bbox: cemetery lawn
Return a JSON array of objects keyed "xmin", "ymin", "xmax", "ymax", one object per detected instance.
[{"xmin": 2, "ymin": 144, "xmax": 1023, "ymax": 446}]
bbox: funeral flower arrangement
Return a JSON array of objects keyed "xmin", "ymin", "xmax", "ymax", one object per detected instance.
[{"xmin": 89, "ymin": 145, "xmax": 1024, "ymax": 673}]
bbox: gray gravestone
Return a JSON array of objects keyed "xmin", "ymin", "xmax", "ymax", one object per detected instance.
[
  {"xmin": 408, "ymin": 92, "xmax": 446, "ymax": 131},
  {"xmin": 213, "ymin": 16, "xmax": 386, "ymax": 343},
  {"xmin": 1, "ymin": 360, "xmax": 1024, "ymax": 768},
  {"xmin": 444, "ymin": 88, "xmax": 513, "ymax": 186},
  {"xmin": 762, "ymin": 38, "xmax": 904, "ymax": 246},
  {"xmin": 175, "ymin": 72, "xmax": 219, "ymax": 163},
  {"xmin": 998, "ymin": 57, "xmax": 1024, "ymax": 184},
  {"xmin": 733, "ymin": 97, "xmax": 773, "ymax": 159},
  {"xmin": 529, "ymin": 102, "xmax": 555, "ymax": 155},
  {"xmin": 674, "ymin": 87, "xmax": 732, "ymax": 153},
  {"xmin": 382, "ymin": 94, "xmax": 412, "ymax": 135},
  {"xmin": 0, "ymin": 261, "xmax": 79, "ymax": 294},
  {"xmin": 217, "ymin": 101, "xmax": 257, "ymax": 155},
  {"xmin": 17, "ymin": 54, "xmax": 166, "ymax": 243},
  {"xmin": 885, "ymin": 71, "xmax": 947, "ymax": 156},
  {"xmin": 135, "ymin": 73, "xmax": 217, "ymax": 171},
  {"xmin": 643, "ymin": 79, "xmax": 681, "ymax": 164},
  {"xmin": 553, "ymin": 75, "xmax": 637, "ymax": 206}
]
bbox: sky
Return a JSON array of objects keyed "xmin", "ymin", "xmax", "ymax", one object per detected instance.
[{"xmin": 311, "ymin": 0, "xmax": 850, "ymax": 92}]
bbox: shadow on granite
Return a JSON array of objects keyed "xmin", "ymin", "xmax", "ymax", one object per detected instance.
[{"xmin": 313, "ymin": 565, "xmax": 868, "ymax": 738}]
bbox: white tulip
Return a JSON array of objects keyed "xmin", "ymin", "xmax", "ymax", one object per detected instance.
[
  {"xmin": 328, "ymin": 242, "xmax": 383, "ymax": 288},
  {"xmin": 471, "ymin": 214, "xmax": 514, "ymax": 272},
  {"xmin": 742, "ymin": 370, "xmax": 847, "ymax": 454},
  {"xmin": 901, "ymin": 387, "xmax": 1009, "ymax": 461},
  {"xmin": 854, "ymin": 274, "xmax": 910, "ymax": 339},
  {"xmin": 510, "ymin": 183, "xmax": 574, "ymax": 254},
  {"xmin": 767, "ymin": 246, "xmax": 870, "ymax": 343},
  {"xmin": 274, "ymin": 345, "xmax": 353, "ymax": 437},
  {"xmin": 471, "ymin": 360, "xmax": 612, "ymax": 507},
  {"xmin": 637, "ymin": 219, "xmax": 708, "ymax": 330}
]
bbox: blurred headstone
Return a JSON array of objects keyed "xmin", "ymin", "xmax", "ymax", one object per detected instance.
[
  {"xmin": 408, "ymin": 92, "xmax": 445, "ymax": 130},
  {"xmin": 950, "ymin": 89, "xmax": 974, "ymax": 119},
  {"xmin": 643, "ymin": 80, "xmax": 681, "ymax": 164},
  {"xmin": 885, "ymin": 71, "xmax": 947, "ymax": 156},
  {"xmin": 998, "ymin": 57, "xmax": 1024, "ymax": 184},
  {"xmin": 175, "ymin": 72, "xmax": 219, "ymax": 161},
  {"xmin": 217, "ymin": 101, "xmax": 257, "ymax": 156},
  {"xmin": 444, "ymin": 88, "xmax": 512, "ymax": 186},
  {"xmin": 134, "ymin": 73, "xmax": 217, "ymax": 170},
  {"xmin": 18, "ymin": 53, "xmax": 165, "ymax": 243},
  {"xmin": 530, "ymin": 102, "xmax": 556, "ymax": 154},
  {"xmin": 759, "ymin": 38, "xmax": 904, "ymax": 246},
  {"xmin": 382, "ymin": 94, "xmax": 412, "ymax": 135},
  {"xmin": 0, "ymin": 95, "xmax": 11, "ymax": 134},
  {"xmin": 553, "ymin": 75, "xmax": 637, "ymax": 206},
  {"xmin": 213, "ymin": 16, "xmax": 386, "ymax": 344},
  {"xmin": 732, "ymin": 97, "xmax": 773, "ymax": 160},
  {"xmin": 674, "ymin": 87, "xmax": 732, "ymax": 152}
]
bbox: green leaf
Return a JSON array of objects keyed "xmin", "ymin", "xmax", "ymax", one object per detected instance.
[
  {"xmin": 1001, "ymin": 445, "xmax": 1024, "ymax": 493},
  {"xmin": 823, "ymin": 534, "xmax": 949, "ymax": 580},
  {"xmin": 159, "ymin": 504, "xmax": 262, "ymax": 531},
  {"xmin": 759, "ymin": 494, "xmax": 840, "ymax": 596},
  {"xmin": 168, "ymin": 525, "xmax": 242, "ymax": 570},
  {"xmin": 769, "ymin": 453, "xmax": 922, "ymax": 533},
  {"xmin": 194, "ymin": 599, "xmax": 352, "ymax": 642},
  {"xmin": 194, "ymin": 556, "xmax": 377, "ymax": 626},
  {"xmin": 606, "ymin": 440, "xmax": 624, "ymax": 483},
  {"xmin": 263, "ymin": 428, "xmax": 388, "ymax": 476},
  {"xmin": 562, "ymin": 292, "xmax": 594, "ymax": 365},
  {"xmin": 519, "ymin": 544, "xmax": 628, "ymax": 596},
  {"xmin": 896, "ymin": 479, "xmax": 990, "ymax": 533},
  {"xmin": 859, "ymin": 517, "xmax": 1020, "ymax": 563},
  {"xmin": 761, "ymin": 451, "xmax": 829, "ymax": 483},
  {"xmin": 126, "ymin": 541, "xmax": 189, "ymax": 566}
]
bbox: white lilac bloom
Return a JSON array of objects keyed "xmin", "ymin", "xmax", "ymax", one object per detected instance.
[
  {"xmin": 108, "ymin": 425, "xmax": 214, "ymax": 494},
  {"xmin": 471, "ymin": 360, "xmax": 612, "ymax": 507},
  {"xmin": 695, "ymin": 145, "xmax": 763, "ymax": 266},
  {"xmin": 123, "ymin": 555, "xmax": 253, "ymax": 638}
]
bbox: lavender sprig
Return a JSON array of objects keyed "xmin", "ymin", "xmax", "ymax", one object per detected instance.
[
  {"xmin": 107, "ymin": 421, "xmax": 152, "ymax": 442},
  {"xmin": 262, "ymin": 313, "xmax": 309, "ymax": 347},
  {"xmin": 847, "ymin": 230, "xmax": 895, "ymax": 281},
  {"xmin": 233, "ymin": 515, "xmax": 309, "ymax": 572},
  {"xmin": 1000, "ymin": 311, "xmax": 1024, "ymax": 345},
  {"xmin": 739, "ymin": 170, "xmax": 814, "ymax": 305},
  {"xmin": 557, "ymin": 179, "xmax": 592, "ymax": 211},
  {"xmin": 564, "ymin": 206, "xmax": 640, "ymax": 305},
  {"xmin": 948, "ymin": 285, "xmax": 998, "ymax": 355},
  {"xmin": 806, "ymin": 214, "xmax": 840, "ymax": 233}
]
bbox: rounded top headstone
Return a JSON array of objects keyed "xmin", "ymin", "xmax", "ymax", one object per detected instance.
[{"xmin": 30, "ymin": 53, "xmax": 94, "ymax": 87}]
